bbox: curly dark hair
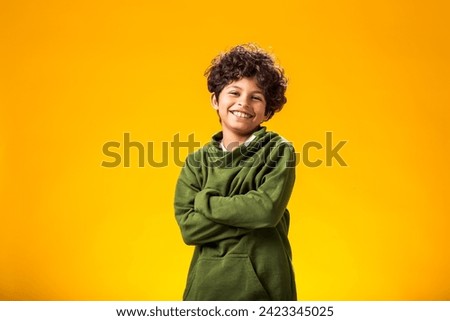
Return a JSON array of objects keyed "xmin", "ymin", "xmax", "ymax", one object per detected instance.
[{"xmin": 205, "ymin": 43, "xmax": 288, "ymax": 120}]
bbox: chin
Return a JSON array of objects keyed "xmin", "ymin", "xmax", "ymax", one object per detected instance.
[{"xmin": 233, "ymin": 125, "xmax": 258, "ymax": 135}]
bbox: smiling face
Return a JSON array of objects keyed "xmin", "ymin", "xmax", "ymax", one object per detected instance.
[{"xmin": 212, "ymin": 77, "xmax": 268, "ymax": 142}]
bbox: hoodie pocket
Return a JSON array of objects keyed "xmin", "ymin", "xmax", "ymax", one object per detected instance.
[{"xmin": 184, "ymin": 254, "xmax": 270, "ymax": 301}]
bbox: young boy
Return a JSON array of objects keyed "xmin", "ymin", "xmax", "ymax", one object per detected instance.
[{"xmin": 174, "ymin": 44, "xmax": 296, "ymax": 300}]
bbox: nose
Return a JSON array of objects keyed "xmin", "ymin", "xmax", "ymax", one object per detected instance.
[{"xmin": 237, "ymin": 95, "xmax": 250, "ymax": 107}]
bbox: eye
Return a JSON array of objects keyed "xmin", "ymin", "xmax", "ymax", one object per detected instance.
[
  {"xmin": 252, "ymin": 96, "xmax": 263, "ymax": 101},
  {"xmin": 229, "ymin": 91, "xmax": 239, "ymax": 96}
]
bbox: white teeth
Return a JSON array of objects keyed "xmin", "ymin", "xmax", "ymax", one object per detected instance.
[{"xmin": 231, "ymin": 111, "xmax": 252, "ymax": 119}]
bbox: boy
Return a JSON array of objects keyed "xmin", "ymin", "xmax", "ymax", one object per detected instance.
[{"xmin": 174, "ymin": 44, "xmax": 296, "ymax": 300}]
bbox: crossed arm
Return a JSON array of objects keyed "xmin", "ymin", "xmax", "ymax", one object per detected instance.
[{"xmin": 174, "ymin": 143, "xmax": 296, "ymax": 246}]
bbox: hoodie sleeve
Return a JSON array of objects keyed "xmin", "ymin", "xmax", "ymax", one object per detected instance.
[
  {"xmin": 194, "ymin": 143, "xmax": 296, "ymax": 229},
  {"xmin": 174, "ymin": 154, "xmax": 251, "ymax": 245}
]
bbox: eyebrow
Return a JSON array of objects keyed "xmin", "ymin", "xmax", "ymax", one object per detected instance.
[{"xmin": 228, "ymin": 85, "xmax": 264, "ymax": 94}]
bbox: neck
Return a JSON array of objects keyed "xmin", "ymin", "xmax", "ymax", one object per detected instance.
[{"xmin": 221, "ymin": 129, "xmax": 256, "ymax": 152}]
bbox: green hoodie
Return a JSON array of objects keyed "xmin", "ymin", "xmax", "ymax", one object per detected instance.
[{"xmin": 174, "ymin": 127, "xmax": 296, "ymax": 300}]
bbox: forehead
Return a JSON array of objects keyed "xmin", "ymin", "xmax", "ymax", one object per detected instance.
[{"xmin": 224, "ymin": 77, "xmax": 264, "ymax": 92}]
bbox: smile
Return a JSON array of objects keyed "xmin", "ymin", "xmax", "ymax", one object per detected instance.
[{"xmin": 230, "ymin": 110, "xmax": 254, "ymax": 119}]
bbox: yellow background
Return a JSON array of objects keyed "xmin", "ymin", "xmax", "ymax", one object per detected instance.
[{"xmin": 1, "ymin": 0, "xmax": 449, "ymax": 300}]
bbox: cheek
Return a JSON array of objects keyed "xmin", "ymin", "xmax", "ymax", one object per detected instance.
[
  {"xmin": 219, "ymin": 105, "xmax": 230, "ymax": 116},
  {"xmin": 256, "ymin": 104, "xmax": 267, "ymax": 116}
]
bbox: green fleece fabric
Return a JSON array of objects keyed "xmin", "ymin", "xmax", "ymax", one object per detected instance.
[{"xmin": 174, "ymin": 126, "xmax": 296, "ymax": 301}]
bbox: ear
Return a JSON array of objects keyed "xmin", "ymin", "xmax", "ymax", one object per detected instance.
[
  {"xmin": 211, "ymin": 93, "xmax": 219, "ymax": 110},
  {"xmin": 263, "ymin": 110, "xmax": 272, "ymax": 122}
]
